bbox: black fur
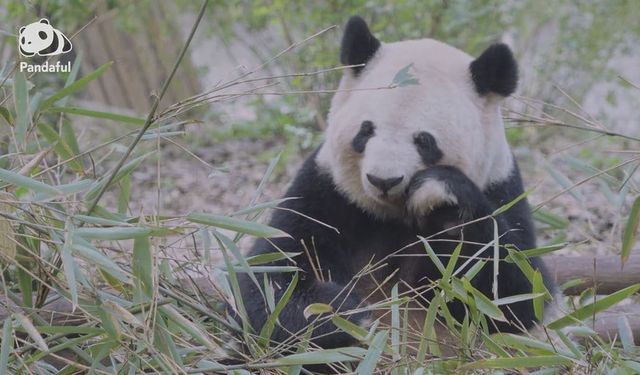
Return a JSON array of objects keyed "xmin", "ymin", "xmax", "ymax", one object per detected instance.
[
  {"xmin": 61, "ymin": 33, "xmax": 72, "ymax": 53},
  {"xmin": 351, "ymin": 121, "xmax": 375, "ymax": 153},
  {"xmin": 39, "ymin": 32, "xmax": 58, "ymax": 55},
  {"xmin": 340, "ymin": 16, "xmax": 380, "ymax": 75},
  {"xmin": 470, "ymin": 43, "xmax": 518, "ymax": 96},
  {"xmin": 238, "ymin": 149, "xmax": 552, "ymax": 348},
  {"xmin": 19, "ymin": 46, "xmax": 34, "ymax": 57},
  {"xmin": 414, "ymin": 131, "xmax": 443, "ymax": 165}
]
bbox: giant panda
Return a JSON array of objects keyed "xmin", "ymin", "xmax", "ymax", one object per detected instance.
[{"xmin": 237, "ymin": 16, "xmax": 555, "ymax": 350}]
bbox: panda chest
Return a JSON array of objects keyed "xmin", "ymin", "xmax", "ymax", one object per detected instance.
[{"xmin": 342, "ymin": 221, "xmax": 427, "ymax": 284}]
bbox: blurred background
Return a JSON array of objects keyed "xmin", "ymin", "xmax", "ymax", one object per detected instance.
[{"xmin": 1, "ymin": 0, "xmax": 639, "ymax": 256}]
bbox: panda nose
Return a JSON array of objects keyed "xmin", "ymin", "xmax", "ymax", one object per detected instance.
[{"xmin": 366, "ymin": 174, "xmax": 404, "ymax": 194}]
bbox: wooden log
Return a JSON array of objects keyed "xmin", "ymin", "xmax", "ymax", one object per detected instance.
[
  {"xmin": 542, "ymin": 255, "xmax": 640, "ymax": 295},
  {"xmin": 590, "ymin": 305, "xmax": 640, "ymax": 343}
]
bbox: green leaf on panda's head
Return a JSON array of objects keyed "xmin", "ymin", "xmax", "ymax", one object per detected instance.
[{"xmin": 391, "ymin": 64, "xmax": 419, "ymax": 87}]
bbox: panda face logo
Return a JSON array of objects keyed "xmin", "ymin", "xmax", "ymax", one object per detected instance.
[{"xmin": 18, "ymin": 19, "xmax": 72, "ymax": 57}]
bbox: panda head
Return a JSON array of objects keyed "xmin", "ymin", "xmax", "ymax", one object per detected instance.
[
  {"xmin": 316, "ymin": 16, "xmax": 518, "ymax": 219},
  {"xmin": 19, "ymin": 19, "xmax": 55, "ymax": 57}
]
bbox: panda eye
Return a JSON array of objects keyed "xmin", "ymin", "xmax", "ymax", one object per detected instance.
[
  {"xmin": 21, "ymin": 36, "xmax": 25, "ymax": 44},
  {"xmin": 352, "ymin": 121, "xmax": 375, "ymax": 153},
  {"xmin": 414, "ymin": 131, "xmax": 443, "ymax": 165},
  {"xmin": 359, "ymin": 121, "xmax": 375, "ymax": 137},
  {"xmin": 414, "ymin": 132, "xmax": 434, "ymax": 148},
  {"xmin": 38, "ymin": 31, "xmax": 47, "ymax": 39}
]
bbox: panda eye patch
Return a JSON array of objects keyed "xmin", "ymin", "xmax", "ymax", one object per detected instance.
[
  {"xmin": 38, "ymin": 31, "xmax": 47, "ymax": 39},
  {"xmin": 414, "ymin": 131, "xmax": 443, "ymax": 165},
  {"xmin": 352, "ymin": 121, "xmax": 375, "ymax": 153}
]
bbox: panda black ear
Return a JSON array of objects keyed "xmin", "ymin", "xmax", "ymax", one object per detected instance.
[
  {"xmin": 340, "ymin": 16, "xmax": 380, "ymax": 75},
  {"xmin": 39, "ymin": 18, "xmax": 49, "ymax": 25},
  {"xmin": 470, "ymin": 43, "xmax": 518, "ymax": 97},
  {"xmin": 19, "ymin": 26, "xmax": 25, "ymax": 34}
]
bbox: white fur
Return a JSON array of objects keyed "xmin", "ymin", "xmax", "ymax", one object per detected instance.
[
  {"xmin": 317, "ymin": 38, "xmax": 513, "ymax": 218},
  {"xmin": 406, "ymin": 179, "xmax": 457, "ymax": 217}
]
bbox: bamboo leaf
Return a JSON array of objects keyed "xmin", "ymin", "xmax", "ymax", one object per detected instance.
[
  {"xmin": 492, "ymin": 333, "xmax": 576, "ymax": 358},
  {"xmin": 117, "ymin": 174, "xmax": 131, "ymax": 215},
  {"xmin": 547, "ymin": 284, "xmax": 640, "ymax": 330},
  {"xmin": 0, "ymin": 106, "xmax": 12, "ymax": 125},
  {"xmin": 71, "ymin": 243, "xmax": 128, "ymax": 282},
  {"xmin": 331, "ymin": 315, "xmax": 369, "ymax": 342},
  {"xmin": 32, "ymin": 326, "xmax": 102, "ymax": 335},
  {"xmin": 621, "ymin": 195, "xmax": 640, "ymax": 267},
  {"xmin": 245, "ymin": 251, "xmax": 300, "ymax": 266},
  {"xmin": 303, "ymin": 303, "xmax": 333, "ymax": 320},
  {"xmin": 60, "ymin": 244, "xmax": 78, "ymax": 309},
  {"xmin": 259, "ymin": 272, "xmax": 298, "ymax": 346},
  {"xmin": 546, "ymin": 163, "xmax": 583, "ymax": 202},
  {"xmin": 221, "ymin": 265, "xmax": 298, "ymax": 273},
  {"xmin": 214, "ymin": 230, "xmax": 261, "ymax": 295},
  {"xmin": 0, "ymin": 318, "xmax": 13, "ymax": 374},
  {"xmin": 493, "ymin": 293, "xmax": 545, "ymax": 306},
  {"xmin": 72, "ymin": 214, "xmax": 129, "ymax": 226},
  {"xmin": 47, "ymin": 106, "xmax": 146, "ymax": 125},
  {"xmin": 518, "ymin": 243, "xmax": 566, "ymax": 258},
  {"xmin": 160, "ymin": 305, "xmax": 218, "ymax": 351},
  {"xmin": 61, "ymin": 121, "xmax": 80, "ymax": 155},
  {"xmin": 356, "ymin": 330, "xmax": 387, "ymax": 375},
  {"xmin": 231, "ymin": 197, "xmax": 296, "ymax": 217},
  {"xmin": 442, "ymin": 241, "xmax": 463, "ymax": 282},
  {"xmin": 97, "ymin": 305, "xmax": 121, "ymax": 341},
  {"xmin": 533, "ymin": 209, "xmax": 569, "ymax": 229},
  {"xmin": 617, "ymin": 316, "xmax": 635, "ymax": 351},
  {"xmin": 133, "ymin": 235, "xmax": 153, "ymax": 301},
  {"xmin": 493, "ymin": 188, "xmax": 532, "ymax": 216},
  {"xmin": 276, "ymin": 347, "xmax": 367, "ymax": 365},
  {"xmin": 461, "ymin": 355, "xmax": 573, "ymax": 369},
  {"xmin": 75, "ymin": 226, "xmax": 161, "ymax": 240},
  {"xmin": 392, "ymin": 64, "xmax": 419, "ymax": 87},
  {"xmin": 417, "ymin": 294, "xmax": 442, "ymax": 362},
  {"xmin": 37, "ymin": 122, "xmax": 84, "ymax": 172},
  {"xmin": 533, "ymin": 270, "xmax": 546, "ymax": 321},
  {"xmin": 463, "ymin": 279, "xmax": 507, "ymax": 322},
  {"xmin": 420, "ymin": 236, "xmax": 446, "ymax": 276},
  {"xmin": 33, "ymin": 179, "xmax": 94, "ymax": 200},
  {"xmin": 390, "ymin": 284, "xmax": 400, "ymax": 359},
  {"xmin": 39, "ymin": 62, "xmax": 113, "ymax": 111},
  {"xmin": 13, "ymin": 71, "xmax": 29, "ymax": 147},
  {"xmin": 187, "ymin": 212, "xmax": 289, "ymax": 238},
  {"xmin": 84, "ymin": 154, "xmax": 148, "ymax": 203},
  {"xmin": 0, "ymin": 167, "xmax": 61, "ymax": 196},
  {"xmin": 16, "ymin": 313, "xmax": 48, "ymax": 351},
  {"xmin": 59, "ymin": 51, "xmax": 83, "ymax": 107}
]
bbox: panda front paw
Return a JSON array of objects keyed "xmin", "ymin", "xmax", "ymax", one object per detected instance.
[
  {"xmin": 406, "ymin": 172, "xmax": 458, "ymax": 217},
  {"xmin": 406, "ymin": 166, "xmax": 491, "ymax": 221}
]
